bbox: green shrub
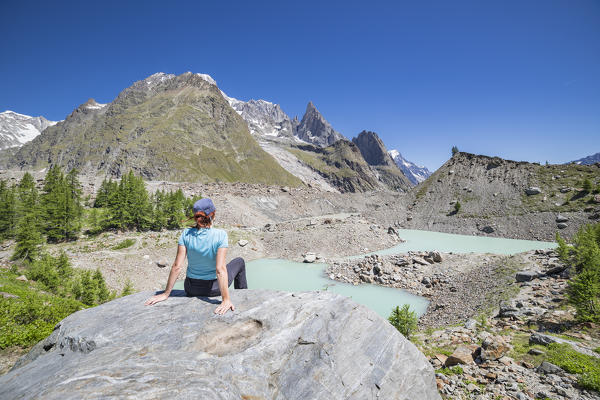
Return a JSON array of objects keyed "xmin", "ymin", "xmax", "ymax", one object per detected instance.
[
  {"xmin": 0, "ymin": 271, "xmax": 84, "ymax": 349},
  {"xmin": 555, "ymin": 232, "xmax": 571, "ymax": 263},
  {"xmin": 583, "ymin": 178, "xmax": 593, "ymax": 193},
  {"xmin": 546, "ymin": 343, "xmax": 600, "ymax": 392},
  {"xmin": 112, "ymin": 238, "xmax": 136, "ymax": 250},
  {"xmin": 437, "ymin": 366, "xmax": 463, "ymax": 376},
  {"xmin": 388, "ymin": 304, "xmax": 418, "ymax": 339},
  {"xmin": 121, "ymin": 280, "xmax": 135, "ymax": 296},
  {"xmin": 454, "ymin": 201, "xmax": 461, "ymax": 214}
]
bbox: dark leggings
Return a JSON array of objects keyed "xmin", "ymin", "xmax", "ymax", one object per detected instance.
[{"xmin": 184, "ymin": 257, "xmax": 248, "ymax": 297}]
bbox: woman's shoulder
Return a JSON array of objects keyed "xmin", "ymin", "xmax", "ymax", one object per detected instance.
[{"xmin": 211, "ymin": 228, "xmax": 228, "ymax": 237}]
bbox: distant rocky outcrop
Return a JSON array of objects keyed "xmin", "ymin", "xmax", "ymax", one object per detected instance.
[
  {"xmin": 0, "ymin": 111, "xmax": 58, "ymax": 150},
  {"xmin": 1, "ymin": 290, "xmax": 440, "ymax": 400},
  {"xmin": 571, "ymin": 152, "xmax": 600, "ymax": 165},
  {"xmin": 295, "ymin": 102, "xmax": 344, "ymax": 147},
  {"xmin": 351, "ymin": 130, "xmax": 413, "ymax": 190},
  {"xmin": 2, "ymin": 72, "xmax": 301, "ymax": 186},
  {"xmin": 389, "ymin": 150, "xmax": 432, "ymax": 185},
  {"xmin": 289, "ymin": 140, "xmax": 396, "ymax": 192}
]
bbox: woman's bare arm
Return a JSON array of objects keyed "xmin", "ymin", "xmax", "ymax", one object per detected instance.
[
  {"xmin": 214, "ymin": 247, "xmax": 234, "ymax": 315},
  {"xmin": 145, "ymin": 245, "xmax": 187, "ymax": 305}
]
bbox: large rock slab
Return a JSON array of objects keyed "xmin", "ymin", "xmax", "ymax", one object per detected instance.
[{"xmin": 0, "ymin": 290, "xmax": 440, "ymax": 400}]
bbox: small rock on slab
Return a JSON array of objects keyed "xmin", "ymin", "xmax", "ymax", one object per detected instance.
[
  {"xmin": 237, "ymin": 239, "xmax": 249, "ymax": 247},
  {"xmin": 557, "ymin": 222, "xmax": 568, "ymax": 229}
]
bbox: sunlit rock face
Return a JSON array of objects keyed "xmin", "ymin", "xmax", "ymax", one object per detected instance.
[{"xmin": 1, "ymin": 289, "xmax": 440, "ymax": 400}]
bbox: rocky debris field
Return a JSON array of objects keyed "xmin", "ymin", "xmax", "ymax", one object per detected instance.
[
  {"xmin": 413, "ymin": 250, "xmax": 600, "ymax": 400},
  {"xmin": 326, "ymin": 251, "xmax": 521, "ymax": 327}
]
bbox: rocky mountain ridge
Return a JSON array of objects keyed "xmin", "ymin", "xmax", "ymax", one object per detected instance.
[
  {"xmin": 351, "ymin": 130, "xmax": 413, "ymax": 191},
  {"xmin": 2, "ymin": 72, "xmax": 301, "ymax": 186},
  {"xmin": 400, "ymin": 152, "xmax": 600, "ymax": 240},
  {"xmin": 0, "ymin": 111, "xmax": 58, "ymax": 150},
  {"xmin": 294, "ymin": 101, "xmax": 345, "ymax": 147},
  {"xmin": 571, "ymin": 152, "xmax": 600, "ymax": 165}
]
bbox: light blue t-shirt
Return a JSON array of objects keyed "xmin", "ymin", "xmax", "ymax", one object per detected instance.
[{"xmin": 178, "ymin": 227, "xmax": 228, "ymax": 280}]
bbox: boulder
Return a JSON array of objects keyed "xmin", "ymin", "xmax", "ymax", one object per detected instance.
[
  {"xmin": 16, "ymin": 275, "xmax": 27, "ymax": 282},
  {"xmin": 480, "ymin": 226, "xmax": 494, "ymax": 234},
  {"xmin": 480, "ymin": 336, "xmax": 511, "ymax": 361},
  {"xmin": 593, "ymin": 194, "xmax": 600, "ymax": 204},
  {"xmin": 412, "ymin": 257, "xmax": 429, "ymax": 266},
  {"xmin": 525, "ymin": 187, "xmax": 542, "ymax": 195},
  {"xmin": 537, "ymin": 361, "xmax": 563, "ymax": 375},
  {"xmin": 428, "ymin": 251, "xmax": 442, "ymax": 263},
  {"xmin": 0, "ymin": 290, "xmax": 441, "ymax": 400},
  {"xmin": 515, "ymin": 270, "xmax": 538, "ymax": 282},
  {"xmin": 445, "ymin": 345, "xmax": 474, "ymax": 366},
  {"xmin": 237, "ymin": 239, "xmax": 249, "ymax": 247},
  {"xmin": 557, "ymin": 223, "xmax": 568, "ymax": 229},
  {"xmin": 303, "ymin": 252, "xmax": 317, "ymax": 263},
  {"xmin": 555, "ymin": 214, "xmax": 568, "ymax": 223}
]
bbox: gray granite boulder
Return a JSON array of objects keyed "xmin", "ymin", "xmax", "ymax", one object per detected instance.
[{"xmin": 0, "ymin": 290, "xmax": 440, "ymax": 400}]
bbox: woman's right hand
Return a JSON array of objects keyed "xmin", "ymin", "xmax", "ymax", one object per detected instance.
[{"xmin": 144, "ymin": 293, "xmax": 169, "ymax": 306}]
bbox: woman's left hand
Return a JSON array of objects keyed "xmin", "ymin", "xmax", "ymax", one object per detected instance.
[{"xmin": 214, "ymin": 299, "xmax": 235, "ymax": 315}]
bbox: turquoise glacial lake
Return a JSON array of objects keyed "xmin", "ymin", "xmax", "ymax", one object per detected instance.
[
  {"xmin": 173, "ymin": 229, "xmax": 557, "ymax": 319},
  {"xmin": 357, "ymin": 229, "xmax": 557, "ymax": 258}
]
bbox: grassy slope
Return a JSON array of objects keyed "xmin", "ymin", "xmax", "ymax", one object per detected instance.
[{"xmin": 9, "ymin": 79, "xmax": 302, "ymax": 187}]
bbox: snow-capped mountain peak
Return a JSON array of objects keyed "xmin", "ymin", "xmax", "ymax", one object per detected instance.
[
  {"xmin": 0, "ymin": 110, "xmax": 59, "ymax": 150},
  {"xmin": 388, "ymin": 149, "xmax": 432, "ymax": 184}
]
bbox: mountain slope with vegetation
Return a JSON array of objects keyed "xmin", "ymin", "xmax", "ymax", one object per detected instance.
[
  {"xmin": 3, "ymin": 73, "xmax": 301, "ymax": 186},
  {"xmin": 403, "ymin": 152, "xmax": 600, "ymax": 240}
]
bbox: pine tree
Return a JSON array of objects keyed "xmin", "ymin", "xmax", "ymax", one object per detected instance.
[
  {"xmin": 451, "ymin": 146, "xmax": 459, "ymax": 156},
  {"xmin": 121, "ymin": 280, "xmax": 134, "ymax": 296},
  {"xmin": 151, "ymin": 190, "xmax": 168, "ymax": 230},
  {"xmin": 88, "ymin": 207, "xmax": 102, "ymax": 234},
  {"xmin": 93, "ymin": 268, "xmax": 110, "ymax": 304},
  {"xmin": 0, "ymin": 180, "xmax": 17, "ymax": 239},
  {"xmin": 568, "ymin": 268, "xmax": 600, "ymax": 322},
  {"xmin": 80, "ymin": 270, "xmax": 97, "ymax": 306},
  {"xmin": 17, "ymin": 173, "xmax": 38, "ymax": 216},
  {"xmin": 41, "ymin": 165, "xmax": 67, "ymax": 242},
  {"xmin": 12, "ymin": 212, "xmax": 43, "ymax": 262},
  {"xmin": 556, "ymin": 232, "xmax": 571, "ymax": 263},
  {"xmin": 56, "ymin": 251, "xmax": 74, "ymax": 280},
  {"xmin": 388, "ymin": 304, "xmax": 418, "ymax": 340},
  {"xmin": 94, "ymin": 178, "xmax": 116, "ymax": 208},
  {"xmin": 64, "ymin": 169, "xmax": 83, "ymax": 240}
]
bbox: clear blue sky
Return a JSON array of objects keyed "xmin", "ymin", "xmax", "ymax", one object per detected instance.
[{"xmin": 1, "ymin": 0, "xmax": 599, "ymax": 170}]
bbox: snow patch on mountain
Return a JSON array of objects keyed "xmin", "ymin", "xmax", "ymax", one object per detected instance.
[
  {"xmin": 0, "ymin": 111, "xmax": 59, "ymax": 150},
  {"xmin": 221, "ymin": 91, "xmax": 296, "ymax": 138},
  {"xmin": 570, "ymin": 152, "xmax": 600, "ymax": 165},
  {"xmin": 388, "ymin": 150, "xmax": 432, "ymax": 184}
]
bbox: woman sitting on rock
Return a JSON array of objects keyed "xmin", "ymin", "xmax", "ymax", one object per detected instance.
[{"xmin": 145, "ymin": 198, "xmax": 247, "ymax": 315}]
